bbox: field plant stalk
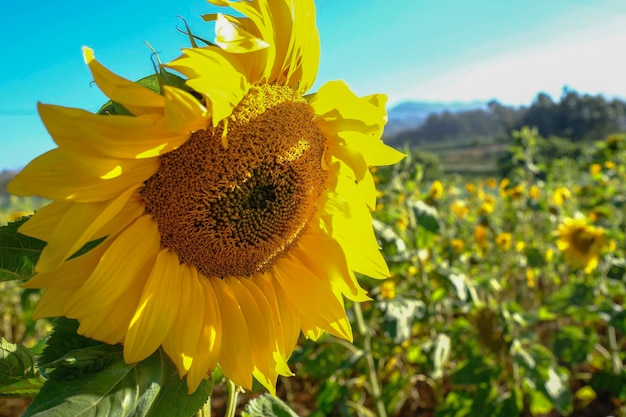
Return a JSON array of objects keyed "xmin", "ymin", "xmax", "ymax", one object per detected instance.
[
  {"xmin": 353, "ymin": 301, "xmax": 388, "ymax": 417},
  {"xmin": 225, "ymin": 379, "xmax": 239, "ymax": 417}
]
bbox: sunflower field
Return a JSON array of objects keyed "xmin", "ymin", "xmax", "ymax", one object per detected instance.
[{"xmin": 1, "ymin": 127, "xmax": 624, "ymax": 417}]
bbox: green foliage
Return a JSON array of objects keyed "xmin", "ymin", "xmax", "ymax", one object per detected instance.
[
  {"xmin": 242, "ymin": 394, "xmax": 299, "ymax": 417},
  {"xmin": 0, "ymin": 217, "xmax": 44, "ymax": 281},
  {"xmin": 0, "ymin": 338, "xmax": 44, "ymax": 397},
  {"xmin": 23, "ymin": 318, "xmax": 212, "ymax": 417}
]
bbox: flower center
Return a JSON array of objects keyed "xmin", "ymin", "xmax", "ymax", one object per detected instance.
[
  {"xmin": 141, "ymin": 85, "xmax": 327, "ymax": 278},
  {"xmin": 570, "ymin": 228, "xmax": 597, "ymax": 254}
]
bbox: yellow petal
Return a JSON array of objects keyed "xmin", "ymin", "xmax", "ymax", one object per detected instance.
[
  {"xmin": 163, "ymin": 86, "xmax": 209, "ymax": 132},
  {"xmin": 214, "ymin": 13, "xmax": 269, "ymax": 53},
  {"xmin": 167, "ymin": 48, "xmax": 250, "ymax": 126},
  {"xmin": 22, "ymin": 239, "xmax": 110, "ymax": 289},
  {"xmin": 164, "ymin": 264, "xmax": 205, "ymax": 376},
  {"xmin": 326, "ymin": 172, "xmax": 390, "ymax": 279},
  {"xmin": 32, "ymin": 288, "xmax": 75, "ymax": 319},
  {"xmin": 18, "ymin": 201, "xmax": 72, "ymax": 241},
  {"xmin": 209, "ymin": 277, "xmax": 254, "ymax": 389},
  {"xmin": 35, "ymin": 186, "xmax": 139, "ymax": 274},
  {"xmin": 226, "ymin": 276, "xmax": 279, "ymax": 393},
  {"xmin": 251, "ymin": 273, "xmax": 299, "ymax": 369},
  {"xmin": 38, "ymin": 103, "xmax": 190, "ymax": 160},
  {"xmin": 8, "ymin": 149, "xmax": 158, "ymax": 202},
  {"xmin": 187, "ymin": 275, "xmax": 223, "ymax": 394},
  {"xmin": 272, "ymin": 255, "xmax": 352, "ymax": 341},
  {"xmin": 64, "ymin": 214, "xmax": 160, "ymax": 317},
  {"xmin": 83, "ymin": 47, "xmax": 165, "ymax": 115},
  {"xmin": 294, "ymin": 226, "xmax": 370, "ymax": 302},
  {"xmin": 75, "ymin": 258, "xmax": 154, "ymax": 345},
  {"xmin": 124, "ymin": 249, "xmax": 182, "ymax": 363}
]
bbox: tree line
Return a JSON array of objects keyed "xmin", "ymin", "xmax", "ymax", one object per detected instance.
[{"xmin": 388, "ymin": 89, "xmax": 626, "ymax": 147}]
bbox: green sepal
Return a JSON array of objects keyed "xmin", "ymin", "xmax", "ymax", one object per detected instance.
[{"xmin": 0, "ymin": 217, "xmax": 45, "ymax": 282}]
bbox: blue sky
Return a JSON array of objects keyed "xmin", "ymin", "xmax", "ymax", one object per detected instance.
[{"xmin": 1, "ymin": 0, "xmax": 625, "ymax": 170}]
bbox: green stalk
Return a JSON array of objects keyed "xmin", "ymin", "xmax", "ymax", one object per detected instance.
[
  {"xmin": 225, "ymin": 378, "xmax": 240, "ymax": 417},
  {"xmin": 353, "ymin": 301, "xmax": 387, "ymax": 417}
]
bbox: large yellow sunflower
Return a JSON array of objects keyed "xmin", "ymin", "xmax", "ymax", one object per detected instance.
[
  {"xmin": 9, "ymin": 0, "xmax": 403, "ymax": 394},
  {"xmin": 556, "ymin": 217, "xmax": 607, "ymax": 273}
]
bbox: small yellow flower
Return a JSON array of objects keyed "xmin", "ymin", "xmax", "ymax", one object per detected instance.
[
  {"xmin": 515, "ymin": 241, "xmax": 525, "ymax": 252},
  {"xmin": 465, "ymin": 182, "xmax": 477, "ymax": 193},
  {"xmin": 556, "ymin": 217, "xmax": 607, "ymax": 273},
  {"xmin": 451, "ymin": 239, "xmax": 465, "ymax": 253},
  {"xmin": 589, "ymin": 164, "xmax": 602, "ymax": 175},
  {"xmin": 498, "ymin": 178, "xmax": 510, "ymax": 197},
  {"xmin": 429, "ymin": 180, "xmax": 444, "ymax": 200},
  {"xmin": 380, "ymin": 280, "xmax": 396, "ymax": 299},
  {"xmin": 485, "ymin": 178, "xmax": 498, "ymax": 189},
  {"xmin": 552, "ymin": 187, "xmax": 572, "ymax": 206},
  {"xmin": 506, "ymin": 184, "xmax": 524, "ymax": 199},
  {"xmin": 606, "ymin": 133, "xmax": 624, "ymax": 146},
  {"xmin": 545, "ymin": 248, "xmax": 554, "ymax": 263},
  {"xmin": 495, "ymin": 232, "xmax": 512, "ymax": 250},
  {"xmin": 529, "ymin": 185, "xmax": 541, "ymax": 199},
  {"xmin": 526, "ymin": 269, "xmax": 536, "ymax": 288},
  {"xmin": 408, "ymin": 265, "xmax": 418, "ymax": 275},
  {"xmin": 450, "ymin": 200, "xmax": 469, "ymax": 219},
  {"xmin": 396, "ymin": 212, "xmax": 409, "ymax": 231},
  {"xmin": 605, "ymin": 161, "xmax": 616, "ymax": 170},
  {"xmin": 480, "ymin": 201, "xmax": 495, "ymax": 214},
  {"xmin": 475, "ymin": 224, "xmax": 488, "ymax": 247}
]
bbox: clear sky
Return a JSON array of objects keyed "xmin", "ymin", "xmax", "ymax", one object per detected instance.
[{"xmin": 1, "ymin": 0, "xmax": 625, "ymax": 170}]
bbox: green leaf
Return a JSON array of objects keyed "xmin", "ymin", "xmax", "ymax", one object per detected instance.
[
  {"xmin": 410, "ymin": 200, "xmax": 441, "ymax": 233},
  {"xmin": 0, "ymin": 338, "xmax": 43, "ymax": 397},
  {"xmin": 525, "ymin": 247, "xmax": 546, "ymax": 267},
  {"xmin": 0, "ymin": 377, "xmax": 45, "ymax": 397},
  {"xmin": 242, "ymin": 394, "xmax": 300, "ymax": 417},
  {"xmin": 451, "ymin": 356, "xmax": 499, "ymax": 385},
  {"xmin": 553, "ymin": 325, "xmax": 597, "ymax": 365},
  {"xmin": 25, "ymin": 318, "xmax": 211, "ymax": 417},
  {"xmin": 0, "ymin": 217, "xmax": 45, "ymax": 281}
]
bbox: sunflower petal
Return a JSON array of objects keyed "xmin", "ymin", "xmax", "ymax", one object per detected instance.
[
  {"xmin": 124, "ymin": 249, "xmax": 182, "ymax": 363},
  {"xmin": 83, "ymin": 47, "xmax": 165, "ymax": 115},
  {"xmin": 8, "ymin": 149, "xmax": 158, "ymax": 202},
  {"xmin": 167, "ymin": 48, "xmax": 250, "ymax": 126},
  {"xmin": 294, "ymin": 226, "xmax": 370, "ymax": 302},
  {"xmin": 215, "ymin": 13, "xmax": 269, "ymax": 53},
  {"xmin": 164, "ymin": 264, "xmax": 205, "ymax": 376},
  {"xmin": 64, "ymin": 214, "xmax": 161, "ymax": 318},
  {"xmin": 273, "ymin": 255, "xmax": 352, "ymax": 341},
  {"xmin": 35, "ymin": 186, "xmax": 139, "ymax": 274},
  {"xmin": 187, "ymin": 275, "xmax": 223, "ymax": 394},
  {"xmin": 38, "ymin": 103, "xmax": 190, "ymax": 160},
  {"xmin": 209, "ymin": 277, "xmax": 254, "ymax": 389},
  {"xmin": 226, "ymin": 276, "xmax": 280, "ymax": 393}
]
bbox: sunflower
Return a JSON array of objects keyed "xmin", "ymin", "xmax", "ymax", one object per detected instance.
[
  {"xmin": 556, "ymin": 217, "xmax": 606, "ymax": 273},
  {"xmin": 9, "ymin": 0, "xmax": 403, "ymax": 394}
]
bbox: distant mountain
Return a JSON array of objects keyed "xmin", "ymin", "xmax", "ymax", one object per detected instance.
[{"xmin": 384, "ymin": 100, "xmax": 488, "ymax": 136}]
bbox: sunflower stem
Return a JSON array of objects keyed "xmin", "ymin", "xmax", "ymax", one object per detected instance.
[
  {"xmin": 353, "ymin": 301, "xmax": 387, "ymax": 417},
  {"xmin": 225, "ymin": 378, "xmax": 240, "ymax": 417}
]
